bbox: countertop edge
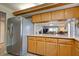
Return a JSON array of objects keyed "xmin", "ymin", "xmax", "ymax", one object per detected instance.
[{"xmin": 27, "ymin": 35, "xmax": 79, "ymax": 41}]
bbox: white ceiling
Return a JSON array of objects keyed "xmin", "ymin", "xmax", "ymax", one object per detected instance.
[
  {"xmin": 0, "ymin": 3, "xmax": 43, "ymax": 11},
  {"xmin": 1, "ymin": 3, "xmax": 79, "ymax": 18},
  {"xmin": 21, "ymin": 3, "xmax": 79, "ymax": 17}
]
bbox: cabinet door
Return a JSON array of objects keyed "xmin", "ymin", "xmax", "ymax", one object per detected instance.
[
  {"xmin": 75, "ymin": 40, "xmax": 79, "ymax": 48},
  {"xmin": 32, "ymin": 14, "xmax": 41, "ymax": 23},
  {"xmin": 0, "ymin": 22, "xmax": 5, "ymax": 43},
  {"xmin": 41, "ymin": 12, "xmax": 51, "ymax": 22},
  {"xmin": 51, "ymin": 12, "xmax": 54, "ymax": 20},
  {"xmin": 58, "ymin": 44, "xmax": 72, "ymax": 56},
  {"xmin": 74, "ymin": 7, "xmax": 79, "ymax": 18},
  {"xmin": 58, "ymin": 39, "xmax": 74, "ymax": 45},
  {"xmin": 28, "ymin": 39, "xmax": 37, "ymax": 53},
  {"xmin": 52, "ymin": 10, "xmax": 65, "ymax": 20},
  {"xmin": 45, "ymin": 42, "xmax": 58, "ymax": 56},
  {"xmin": 36, "ymin": 41, "xmax": 45, "ymax": 55},
  {"xmin": 45, "ymin": 37, "xmax": 57, "ymax": 43},
  {"xmin": 75, "ymin": 47, "xmax": 79, "ymax": 56},
  {"xmin": 65, "ymin": 7, "xmax": 76, "ymax": 19}
]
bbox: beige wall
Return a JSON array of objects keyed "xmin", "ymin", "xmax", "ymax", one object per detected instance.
[
  {"xmin": 0, "ymin": 4, "xmax": 14, "ymax": 19},
  {"xmin": 0, "ymin": 4, "xmax": 14, "ymax": 47}
]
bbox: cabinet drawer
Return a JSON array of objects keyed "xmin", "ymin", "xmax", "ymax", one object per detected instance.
[
  {"xmin": 75, "ymin": 40, "xmax": 79, "ymax": 48},
  {"xmin": 36, "ymin": 37, "xmax": 45, "ymax": 42},
  {"xmin": 58, "ymin": 39, "xmax": 74, "ymax": 45},
  {"xmin": 28, "ymin": 36, "xmax": 36, "ymax": 41},
  {"xmin": 45, "ymin": 38, "xmax": 57, "ymax": 43}
]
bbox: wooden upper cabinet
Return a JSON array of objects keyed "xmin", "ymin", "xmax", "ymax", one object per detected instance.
[
  {"xmin": 32, "ymin": 7, "xmax": 79, "ymax": 23},
  {"xmin": 65, "ymin": 7, "xmax": 79, "ymax": 19},
  {"xmin": 52, "ymin": 10, "xmax": 65, "ymax": 20},
  {"xmin": 65, "ymin": 7, "xmax": 75, "ymax": 19},
  {"xmin": 41, "ymin": 12, "xmax": 51, "ymax": 22},
  {"xmin": 32, "ymin": 12, "xmax": 51, "ymax": 23},
  {"xmin": 74, "ymin": 7, "xmax": 79, "ymax": 18},
  {"xmin": 51, "ymin": 11, "xmax": 54, "ymax": 20},
  {"xmin": 32, "ymin": 14, "xmax": 41, "ymax": 23}
]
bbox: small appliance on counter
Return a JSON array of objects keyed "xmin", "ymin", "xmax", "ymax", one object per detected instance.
[
  {"xmin": 43, "ymin": 26, "xmax": 48, "ymax": 34},
  {"xmin": 43, "ymin": 26, "xmax": 59, "ymax": 34}
]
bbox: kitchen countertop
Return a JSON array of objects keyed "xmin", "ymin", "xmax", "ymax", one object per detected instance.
[
  {"xmin": 27, "ymin": 34, "xmax": 74, "ymax": 39},
  {"xmin": 27, "ymin": 34, "xmax": 79, "ymax": 41}
]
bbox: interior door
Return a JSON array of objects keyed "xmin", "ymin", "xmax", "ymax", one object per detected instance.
[{"xmin": 0, "ymin": 21, "xmax": 5, "ymax": 43}]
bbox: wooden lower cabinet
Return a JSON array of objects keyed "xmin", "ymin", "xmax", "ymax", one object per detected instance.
[
  {"xmin": 74, "ymin": 47, "xmax": 79, "ymax": 56},
  {"xmin": 58, "ymin": 44, "xmax": 72, "ymax": 56},
  {"xmin": 28, "ymin": 37, "xmax": 75, "ymax": 56},
  {"xmin": 36, "ymin": 41, "xmax": 45, "ymax": 55},
  {"xmin": 28, "ymin": 39, "xmax": 37, "ymax": 54},
  {"xmin": 45, "ymin": 42, "xmax": 58, "ymax": 56}
]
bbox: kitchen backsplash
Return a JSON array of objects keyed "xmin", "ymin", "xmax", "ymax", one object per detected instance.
[
  {"xmin": 34, "ymin": 20, "xmax": 68, "ymax": 35},
  {"xmin": 34, "ymin": 19, "xmax": 77, "ymax": 38},
  {"xmin": 75, "ymin": 19, "xmax": 79, "ymax": 38},
  {"xmin": 34, "ymin": 22, "xmax": 47, "ymax": 34}
]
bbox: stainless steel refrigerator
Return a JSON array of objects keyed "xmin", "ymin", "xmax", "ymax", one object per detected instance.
[{"xmin": 7, "ymin": 16, "xmax": 33, "ymax": 56}]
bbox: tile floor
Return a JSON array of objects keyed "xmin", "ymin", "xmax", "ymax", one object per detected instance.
[{"xmin": 3, "ymin": 53, "xmax": 37, "ymax": 56}]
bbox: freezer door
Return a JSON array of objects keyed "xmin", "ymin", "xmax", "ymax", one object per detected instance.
[{"xmin": 7, "ymin": 19, "xmax": 22, "ymax": 56}]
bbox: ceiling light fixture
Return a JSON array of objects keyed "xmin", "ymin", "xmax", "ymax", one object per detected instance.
[{"xmin": 18, "ymin": 3, "xmax": 43, "ymax": 10}]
